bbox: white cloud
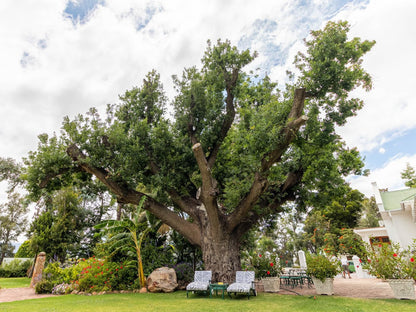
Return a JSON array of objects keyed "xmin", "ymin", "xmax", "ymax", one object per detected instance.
[
  {"xmin": 1, "ymin": 0, "xmax": 416, "ymax": 200},
  {"xmin": 334, "ymin": 0, "xmax": 416, "ymax": 153},
  {"xmin": 349, "ymin": 154, "xmax": 416, "ymax": 197}
]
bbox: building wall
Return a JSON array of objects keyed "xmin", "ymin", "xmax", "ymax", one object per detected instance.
[{"xmin": 382, "ymin": 210, "xmax": 416, "ymax": 248}]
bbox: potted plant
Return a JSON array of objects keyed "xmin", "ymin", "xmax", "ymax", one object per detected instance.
[
  {"xmin": 363, "ymin": 242, "xmax": 416, "ymax": 300},
  {"xmin": 249, "ymin": 252, "xmax": 282, "ymax": 292},
  {"xmin": 306, "ymin": 253, "xmax": 341, "ymax": 295}
]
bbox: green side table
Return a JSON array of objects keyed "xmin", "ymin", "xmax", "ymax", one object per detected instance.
[{"xmin": 209, "ymin": 283, "xmax": 229, "ymax": 299}]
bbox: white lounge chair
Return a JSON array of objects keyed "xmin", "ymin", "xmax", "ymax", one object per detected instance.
[
  {"xmin": 227, "ymin": 271, "xmax": 256, "ymax": 299},
  {"xmin": 186, "ymin": 270, "xmax": 212, "ymax": 298}
]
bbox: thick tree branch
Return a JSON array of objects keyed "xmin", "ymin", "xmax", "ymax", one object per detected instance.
[
  {"xmin": 187, "ymin": 94, "xmax": 198, "ymax": 146},
  {"xmin": 227, "ymin": 172, "xmax": 268, "ymax": 231},
  {"xmin": 39, "ymin": 166, "xmax": 81, "ymax": 188},
  {"xmin": 66, "ymin": 144, "xmax": 201, "ymax": 246},
  {"xmin": 207, "ymin": 68, "xmax": 238, "ymax": 169},
  {"xmin": 167, "ymin": 189, "xmax": 200, "ymax": 221},
  {"xmin": 261, "ymin": 88, "xmax": 308, "ymax": 172},
  {"xmin": 192, "ymin": 143, "xmax": 221, "ymax": 233},
  {"xmin": 227, "ymin": 89, "xmax": 308, "ymax": 232}
]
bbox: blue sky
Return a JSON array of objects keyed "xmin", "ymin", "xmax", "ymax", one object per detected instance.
[{"xmin": 1, "ymin": 0, "xmax": 416, "ymax": 199}]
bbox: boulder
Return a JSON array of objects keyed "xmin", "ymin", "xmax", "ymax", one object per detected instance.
[{"xmin": 147, "ymin": 267, "xmax": 178, "ymax": 293}]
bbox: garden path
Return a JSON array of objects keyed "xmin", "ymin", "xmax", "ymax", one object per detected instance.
[
  {"xmin": 0, "ymin": 287, "xmax": 55, "ymax": 303},
  {"xmin": 279, "ymin": 274, "xmax": 398, "ymax": 299}
]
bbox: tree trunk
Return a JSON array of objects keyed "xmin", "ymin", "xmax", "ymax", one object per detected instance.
[{"xmin": 201, "ymin": 232, "xmax": 241, "ymax": 283}]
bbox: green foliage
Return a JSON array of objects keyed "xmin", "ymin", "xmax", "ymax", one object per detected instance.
[
  {"xmin": 245, "ymin": 251, "xmax": 282, "ymax": 278},
  {"xmin": 76, "ymin": 258, "xmax": 137, "ymax": 292},
  {"xmin": 29, "ymin": 188, "xmax": 86, "ymax": 262},
  {"xmin": 37, "ymin": 257, "xmax": 138, "ymax": 294},
  {"xmin": 0, "ymin": 193, "xmax": 27, "ymax": 263},
  {"xmin": 35, "ymin": 279, "xmax": 55, "ymax": 294},
  {"xmin": 22, "ymin": 21, "xmax": 374, "ymax": 276},
  {"xmin": 363, "ymin": 242, "xmax": 416, "ymax": 280},
  {"xmin": 358, "ymin": 197, "xmax": 381, "ymax": 228},
  {"xmin": 322, "ymin": 228, "xmax": 367, "ymax": 259},
  {"xmin": 0, "ymin": 259, "xmax": 33, "ymax": 277},
  {"xmin": 306, "ymin": 253, "xmax": 341, "ymax": 282},
  {"xmin": 401, "ymin": 163, "xmax": 416, "ymax": 188},
  {"xmin": 14, "ymin": 240, "xmax": 35, "ymax": 258}
]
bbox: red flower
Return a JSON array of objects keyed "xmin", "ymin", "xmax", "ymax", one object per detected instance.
[
  {"xmin": 359, "ymin": 259, "xmax": 362, "ymax": 263},
  {"xmin": 367, "ymin": 259, "xmax": 371, "ymax": 263},
  {"xmin": 267, "ymin": 271, "xmax": 270, "ymax": 275},
  {"xmin": 411, "ymin": 258, "xmax": 415, "ymax": 263},
  {"xmin": 393, "ymin": 253, "xmax": 398, "ymax": 257},
  {"xmin": 116, "ymin": 268, "xmax": 118, "ymax": 271},
  {"xmin": 120, "ymin": 266, "xmax": 123, "ymax": 269},
  {"xmin": 270, "ymin": 263, "xmax": 274, "ymax": 267},
  {"xmin": 356, "ymin": 266, "xmax": 359, "ymax": 268},
  {"xmin": 259, "ymin": 254, "xmax": 262, "ymax": 258}
]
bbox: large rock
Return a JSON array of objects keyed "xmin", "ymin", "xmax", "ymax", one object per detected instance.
[
  {"xmin": 147, "ymin": 267, "xmax": 178, "ymax": 293},
  {"xmin": 30, "ymin": 252, "xmax": 46, "ymax": 288}
]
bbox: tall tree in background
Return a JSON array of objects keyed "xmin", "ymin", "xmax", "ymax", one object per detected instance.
[
  {"xmin": 29, "ymin": 188, "xmax": 85, "ymax": 262},
  {"xmin": 0, "ymin": 157, "xmax": 27, "ymax": 263},
  {"xmin": 358, "ymin": 196, "xmax": 381, "ymax": 228},
  {"xmin": 401, "ymin": 163, "xmax": 416, "ymax": 188},
  {"xmin": 24, "ymin": 21, "xmax": 374, "ymax": 281},
  {"xmin": 0, "ymin": 193, "xmax": 27, "ymax": 263}
]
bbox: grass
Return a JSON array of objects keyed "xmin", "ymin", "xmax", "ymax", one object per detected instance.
[
  {"xmin": 0, "ymin": 277, "xmax": 31, "ymax": 289},
  {"xmin": 0, "ymin": 291, "xmax": 415, "ymax": 312}
]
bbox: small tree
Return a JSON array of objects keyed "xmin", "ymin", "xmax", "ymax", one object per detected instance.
[{"xmin": 95, "ymin": 197, "xmax": 168, "ymax": 288}]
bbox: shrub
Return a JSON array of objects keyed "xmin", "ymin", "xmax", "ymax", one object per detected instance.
[
  {"xmin": 0, "ymin": 259, "xmax": 33, "ymax": 277},
  {"xmin": 171, "ymin": 262, "xmax": 194, "ymax": 283},
  {"xmin": 363, "ymin": 242, "xmax": 416, "ymax": 280},
  {"xmin": 246, "ymin": 251, "xmax": 282, "ymax": 278},
  {"xmin": 35, "ymin": 280, "xmax": 55, "ymax": 294},
  {"xmin": 306, "ymin": 253, "xmax": 341, "ymax": 282}
]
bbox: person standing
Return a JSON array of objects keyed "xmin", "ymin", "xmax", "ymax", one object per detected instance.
[{"xmin": 341, "ymin": 257, "xmax": 351, "ymax": 279}]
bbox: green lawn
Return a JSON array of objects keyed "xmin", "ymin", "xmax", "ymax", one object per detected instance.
[
  {"xmin": 0, "ymin": 277, "xmax": 31, "ymax": 289},
  {"xmin": 1, "ymin": 291, "xmax": 415, "ymax": 312}
]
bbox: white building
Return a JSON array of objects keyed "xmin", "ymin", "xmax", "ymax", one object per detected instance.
[{"xmin": 354, "ymin": 182, "xmax": 416, "ymax": 248}]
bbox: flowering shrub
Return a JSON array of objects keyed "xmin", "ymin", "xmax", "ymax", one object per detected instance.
[
  {"xmin": 322, "ymin": 229, "xmax": 367, "ymax": 259},
  {"xmin": 306, "ymin": 253, "xmax": 341, "ymax": 282},
  {"xmin": 75, "ymin": 258, "xmax": 137, "ymax": 292},
  {"xmin": 51, "ymin": 283, "xmax": 73, "ymax": 295},
  {"xmin": 363, "ymin": 242, "xmax": 416, "ymax": 280},
  {"xmin": 248, "ymin": 252, "xmax": 282, "ymax": 278},
  {"xmin": 36, "ymin": 257, "xmax": 138, "ymax": 294}
]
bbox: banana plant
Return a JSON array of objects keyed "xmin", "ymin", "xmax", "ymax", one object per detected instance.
[{"xmin": 95, "ymin": 196, "xmax": 162, "ymax": 288}]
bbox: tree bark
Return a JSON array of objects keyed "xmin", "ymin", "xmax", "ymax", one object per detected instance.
[{"xmin": 201, "ymin": 230, "xmax": 241, "ymax": 283}]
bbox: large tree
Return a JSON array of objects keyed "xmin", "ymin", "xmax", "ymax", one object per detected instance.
[{"xmin": 24, "ymin": 21, "xmax": 374, "ymax": 281}]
